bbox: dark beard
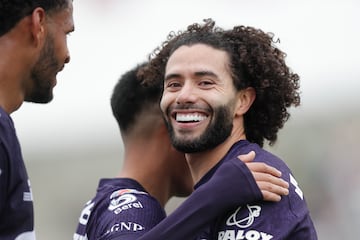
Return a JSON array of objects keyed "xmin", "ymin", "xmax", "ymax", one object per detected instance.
[
  {"xmin": 26, "ymin": 34, "xmax": 58, "ymax": 103},
  {"xmin": 166, "ymin": 106, "xmax": 233, "ymax": 153}
]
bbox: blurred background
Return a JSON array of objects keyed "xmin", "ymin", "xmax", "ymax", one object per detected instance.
[{"xmin": 11, "ymin": 0, "xmax": 359, "ymax": 239}]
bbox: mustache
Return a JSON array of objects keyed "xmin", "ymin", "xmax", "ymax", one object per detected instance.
[
  {"xmin": 166, "ymin": 104, "xmax": 212, "ymax": 117},
  {"xmin": 168, "ymin": 103, "xmax": 210, "ymax": 111}
]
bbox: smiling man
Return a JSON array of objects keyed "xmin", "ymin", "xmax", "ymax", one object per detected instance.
[
  {"xmin": 74, "ymin": 63, "xmax": 290, "ymax": 240},
  {"xmin": 0, "ymin": 1, "xmax": 74, "ymax": 239},
  {"xmin": 141, "ymin": 19, "xmax": 318, "ymax": 239}
]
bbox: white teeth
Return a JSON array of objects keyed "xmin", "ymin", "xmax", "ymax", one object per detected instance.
[{"xmin": 176, "ymin": 113, "xmax": 207, "ymax": 122}]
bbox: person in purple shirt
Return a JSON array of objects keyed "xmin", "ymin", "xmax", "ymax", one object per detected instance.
[
  {"xmin": 0, "ymin": 1, "xmax": 74, "ymax": 239},
  {"xmin": 139, "ymin": 18, "xmax": 318, "ymax": 239},
  {"xmin": 74, "ymin": 63, "xmax": 289, "ymax": 240}
]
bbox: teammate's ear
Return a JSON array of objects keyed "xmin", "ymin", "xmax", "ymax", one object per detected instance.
[
  {"xmin": 30, "ymin": 7, "xmax": 46, "ymax": 47},
  {"xmin": 234, "ymin": 87, "xmax": 256, "ymax": 116}
]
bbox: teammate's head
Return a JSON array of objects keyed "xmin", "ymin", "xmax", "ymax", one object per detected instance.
[
  {"xmin": 0, "ymin": 0, "xmax": 72, "ymax": 36},
  {"xmin": 111, "ymin": 63, "xmax": 193, "ymax": 198},
  {"xmin": 0, "ymin": 0, "xmax": 74, "ymax": 107},
  {"xmin": 141, "ymin": 18, "xmax": 300, "ymax": 147},
  {"xmin": 111, "ymin": 63, "xmax": 163, "ymax": 139}
]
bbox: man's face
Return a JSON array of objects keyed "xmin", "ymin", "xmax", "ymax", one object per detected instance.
[
  {"xmin": 26, "ymin": 1, "xmax": 74, "ymax": 103},
  {"xmin": 160, "ymin": 44, "xmax": 237, "ymax": 153}
]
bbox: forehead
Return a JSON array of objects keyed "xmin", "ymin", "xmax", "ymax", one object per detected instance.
[{"xmin": 166, "ymin": 44, "xmax": 230, "ymax": 75}]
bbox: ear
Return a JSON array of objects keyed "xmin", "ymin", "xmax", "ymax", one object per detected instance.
[
  {"xmin": 29, "ymin": 7, "xmax": 47, "ymax": 47},
  {"xmin": 234, "ymin": 87, "xmax": 256, "ymax": 116}
]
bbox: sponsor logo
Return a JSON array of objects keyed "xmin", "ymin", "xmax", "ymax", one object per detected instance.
[
  {"xmin": 101, "ymin": 222, "xmax": 145, "ymax": 238},
  {"xmin": 218, "ymin": 230, "xmax": 273, "ymax": 240},
  {"xmin": 110, "ymin": 188, "xmax": 147, "ymax": 199},
  {"xmin": 108, "ymin": 189, "xmax": 145, "ymax": 214},
  {"xmin": 226, "ymin": 205, "xmax": 261, "ymax": 228},
  {"xmin": 110, "ymin": 222, "xmax": 144, "ymax": 232},
  {"xmin": 217, "ymin": 205, "xmax": 273, "ymax": 240}
]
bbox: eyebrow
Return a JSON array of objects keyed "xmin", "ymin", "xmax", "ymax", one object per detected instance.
[
  {"xmin": 165, "ymin": 73, "xmax": 181, "ymax": 82},
  {"xmin": 165, "ymin": 70, "xmax": 219, "ymax": 81},
  {"xmin": 194, "ymin": 70, "xmax": 218, "ymax": 79}
]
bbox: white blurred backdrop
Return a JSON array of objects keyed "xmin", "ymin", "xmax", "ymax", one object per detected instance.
[{"xmin": 11, "ymin": 0, "xmax": 360, "ymax": 239}]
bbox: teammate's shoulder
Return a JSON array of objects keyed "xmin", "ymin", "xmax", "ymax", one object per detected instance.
[
  {"xmin": 254, "ymin": 147, "xmax": 291, "ymax": 173},
  {"xmin": 247, "ymin": 145, "xmax": 311, "ymax": 218},
  {"xmin": 80, "ymin": 185, "xmax": 165, "ymax": 240},
  {"xmin": 285, "ymin": 172, "xmax": 312, "ymax": 218},
  {"xmin": 99, "ymin": 179, "xmax": 162, "ymax": 210}
]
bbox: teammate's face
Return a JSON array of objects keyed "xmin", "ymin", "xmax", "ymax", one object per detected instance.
[
  {"xmin": 25, "ymin": 1, "xmax": 74, "ymax": 103},
  {"xmin": 27, "ymin": 32, "xmax": 58, "ymax": 103},
  {"xmin": 160, "ymin": 44, "xmax": 237, "ymax": 153}
]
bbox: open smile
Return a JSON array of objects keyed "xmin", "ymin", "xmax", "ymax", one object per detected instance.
[{"xmin": 175, "ymin": 112, "xmax": 208, "ymax": 123}]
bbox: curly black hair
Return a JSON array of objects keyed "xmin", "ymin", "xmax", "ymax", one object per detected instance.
[
  {"xmin": 0, "ymin": 0, "xmax": 70, "ymax": 36},
  {"xmin": 140, "ymin": 18, "xmax": 300, "ymax": 147}
]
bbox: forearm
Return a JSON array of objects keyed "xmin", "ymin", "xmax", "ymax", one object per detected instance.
[{"xmin": 137, "ymin": 159, "xmax": 262, "ymax": 240}]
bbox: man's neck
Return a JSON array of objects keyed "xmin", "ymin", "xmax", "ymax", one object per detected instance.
[
  {"xmin": 118, "ymin": 135, "xmax": 173, "ymax": 208},
  {"xmin": 186, "ymin": 129, "xmax": 246, "ymax": 184},
  {"xmin": 0, "ymin": 75, "xmax": 25, "ymax": 114},
  {"xmin": 0, "ymin": 37, "xmax": 28, "ymax": 114}
]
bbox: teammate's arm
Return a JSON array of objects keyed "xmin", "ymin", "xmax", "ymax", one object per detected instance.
[
  {"xmin": 134, "ymin": 151, "xmax": 288, "ymax": 240},
  {"xmin": 240, "ymin": 151, "xmax": 289, "ymax": 202}
]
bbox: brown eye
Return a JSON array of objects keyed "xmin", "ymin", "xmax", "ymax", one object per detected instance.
[{"xmin": 198, "ymin": 80, "xmax": 214, "ymax": 89}]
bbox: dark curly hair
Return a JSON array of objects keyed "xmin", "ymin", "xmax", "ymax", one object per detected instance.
[
  {"xmin": 0, "ymin": 0, "xmax": 71, "ymax": 36},
  {"xmin": 140, "ymin": 18, "xmax": 300, "ymax": 147}
]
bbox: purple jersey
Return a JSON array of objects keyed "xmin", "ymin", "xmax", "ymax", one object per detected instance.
[
  {"xmin": 74, "ymin": 178, "xmax": 166, "ymax": 240},
  {"xmin": 199, "ymin": 140, "xmax": 317, "ymax": 240},
  {"xmin": 136, "ymin": 154, "xmax": 263, "ymax": 240},
  {"xmin": 0, "ymin": 107, "xmax": 35, "ymax": 239},
  {"xmin": 75, "ymin": 155, "xmax": 263, "ymax": 240}
]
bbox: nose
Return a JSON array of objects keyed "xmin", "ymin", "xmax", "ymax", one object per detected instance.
[
  {"xmin": 176, "ymin": 81, "xmax": 197, "ymax": 104},
  {"xmin": 64, "ymin": 53, "xmax": 70, "ymax": 64},
  {"xmin": 64, "ymin": 44, "xmax": 71, "ymax": 64}
]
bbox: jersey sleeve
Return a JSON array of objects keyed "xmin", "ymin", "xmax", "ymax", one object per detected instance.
[
  {"xmin": 137, "ymin": 158, "xmax": 262, "ymax": 240},
  {"xmin": 74, "ymin": 191, "xmax": 166, "ymax": 240},
  {"xmin": 214, "ymin": 172, "xmax": 318, "ymax": 240}
]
